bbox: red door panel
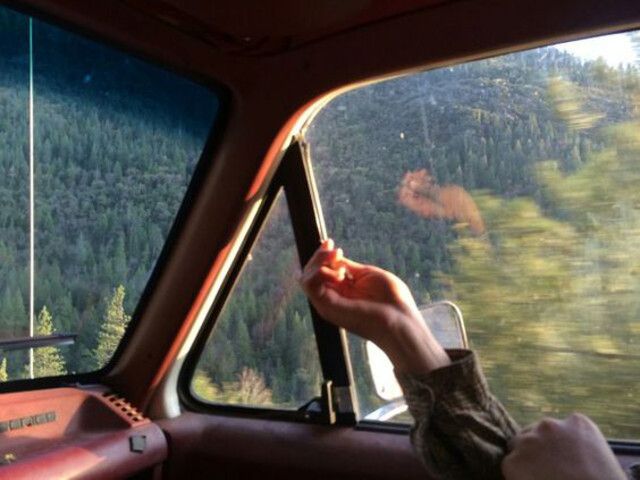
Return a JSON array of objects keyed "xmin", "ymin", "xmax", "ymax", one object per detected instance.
[{"xmin": 158, "ymin": 413, "xmax": 428, "ymax": 480}]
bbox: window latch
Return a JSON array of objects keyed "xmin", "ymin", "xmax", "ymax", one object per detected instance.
[{"xmin": 297, "ymin": 380, "xmax": 337, "ymax": 425}]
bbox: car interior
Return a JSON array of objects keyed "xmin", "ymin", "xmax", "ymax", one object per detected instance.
[{"xmin": 1, "ymin": 0, "xmax": 640, "ymax": 478}]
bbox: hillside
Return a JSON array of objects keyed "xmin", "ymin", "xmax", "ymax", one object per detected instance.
[{"xmin": 0, "ymin": 10, "xmax": 217, "ymax": 377}]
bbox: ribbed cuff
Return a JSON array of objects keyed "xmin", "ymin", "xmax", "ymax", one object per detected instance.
[{"xmin": 395, "ymin": 349, "xmax": 491, "ymax": 419}]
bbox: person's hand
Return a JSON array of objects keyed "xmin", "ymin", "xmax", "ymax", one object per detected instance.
[
  {"xmin": 502, "ymin": 413, "xmax": 626, "ymax": 480},
  {"xmin": 299, "ymin": 239, "xmax": 450, "ymax": 374}
]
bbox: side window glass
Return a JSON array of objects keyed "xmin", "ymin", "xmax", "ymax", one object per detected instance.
[
  {"xmin": 307, "ymin": 31, "xmax": 640, "ymax": 437},
  {"xmin": 191, "ymin": 191, "xmax": 322, "ymax": 409},
  {"xmin": 0, "ymin": 6, "xmax": 218, "ymax": 380}
]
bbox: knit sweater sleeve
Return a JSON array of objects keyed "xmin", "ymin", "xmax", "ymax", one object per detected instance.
[{"xmin": 395, "ymin": 349, "xmax": 519, "ymax": 480}]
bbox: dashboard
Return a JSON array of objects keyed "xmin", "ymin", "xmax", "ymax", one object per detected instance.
[{"xmin": 0, "ymin": 387, "xmax": 166, "ymax": 479}]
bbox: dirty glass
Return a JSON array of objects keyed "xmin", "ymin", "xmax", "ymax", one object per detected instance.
[{"xmin": 307, "ymin": 31, "xmax": 640, "ymax": 438}]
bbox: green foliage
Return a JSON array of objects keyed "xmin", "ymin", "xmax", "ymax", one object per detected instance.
[
  {"xmin": 0, "ymin": 358, "xmax": 7, "ymax": 382},
  {"xmin": 193, "ymin": 367, "xmax": 273, "ymax": 406},
  {"xmin": 192, "ymin": 369, "xmax": 220, "ymax": 399},
  {"xmin": 93, "ymin": 286, "xmax": 130, "ymax": 369},
  {"xmin": 194, "ymin": 194, "xmax": 322, "ymax": 407},
  {"xmin": 548, "ymin": 76, "xmax": 604, "ymax": 131},
  {"xmin": 32, "ymin": 306, "xmax": 66, "ymax": 377},
  {"xmin": 304, "ymin": 41, "xmax": 640, "ymax": 434},
  {"xmin": 443, "ymin": 85, "xmax": 640, "ymax": 438},
  {"xmin": 0, "ymin": 5, "xmax": 216, "ymax": 379}
]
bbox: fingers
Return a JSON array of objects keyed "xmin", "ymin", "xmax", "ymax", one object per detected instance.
[
  {"xmin": 300, "ymin": 238, "xmax": 373, "ymax": 307},
  {"xmin": 303, "ymin": 239, "xmax": 341, "ymax": 272},
  {"xmin": 565, "ymin": 412, "xmax": 596, "ymax": 430},
  {"xmin": 300, "ymin": 239, "xmax": 346, "ymax": 297},
  {"xmin": 507, "ymin": 428, "xmax": 535, "ymax": 453},
  {"xmin": 339, "ymin": 256, "xmax": 364, "ymax": 270},
  {"xmin": 501, "ymin": 451, "xmax": 528, "ymax": 480},
  {"xmin": 311, "ymin": 288, "xmax": 374, "ymax": 335},
  {"xmin": 502, "ymin": 414, "xmax": 614, "ymax": 480},
  {"xmin": 331, "ymin": 246, "xmax": 344, "ymax": 269},
  {"xmin": 303, "ymin": 239, "xmax": 352, "ymax": 276},
  {"xmin": 517, "ymin": 420, "xmax": 545, "ymax": 437},
  {"xmin": 502, "ymin": 427, "xmax": 540, "ymax": 480}
]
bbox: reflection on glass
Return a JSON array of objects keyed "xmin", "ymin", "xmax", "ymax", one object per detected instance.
[
  {"xmin": 398, "ymin": 169, "xmax": 485, "ymax": 234},
  {"xmin": 308, "ymin": 31, "xmax": 640, "ymax": 437}
]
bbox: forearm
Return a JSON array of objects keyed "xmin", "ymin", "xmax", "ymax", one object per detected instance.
[
  {"xmin": 396, "ymin": 350, "xmax": 519, "ymax": 480},
  {"xmin": 300, "ymin": 242, "xmax": 517, "ymax": 476},
  {"xmin": 378, "ymin": 310, "xmax": 451, "ymax": 375}
]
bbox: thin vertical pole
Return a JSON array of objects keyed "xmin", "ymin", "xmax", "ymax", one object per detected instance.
[{"xmin": 28, "ymin": 17, "xmax": 35, "ymax": 379}]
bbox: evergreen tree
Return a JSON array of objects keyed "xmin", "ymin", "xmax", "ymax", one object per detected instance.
[
  {"xmin": 0, "ymin": 357, "xmax": 7, "ymax": 382},
  {"xmin": 233, "ymin": 318, "xmax": 253, "ymax": 369},
  {"xmin": 94, "ymin": 285, "xmax": 130, "ymax": 368},
  {"xmin": 32, "ymin": 306, "xmax": 66, "ymax": 377}
]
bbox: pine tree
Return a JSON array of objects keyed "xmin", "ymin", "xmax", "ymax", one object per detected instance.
[
  {"xmin": 0, "ymin": 357, "xmax": 8, "ymax": 382},
  {"xmin": 94, "ymin": 285, "xmax": 130, "ymax": 368},
  {"xmin": 233, "ymin": 318, "xmax": 253, "ymax": 369},
  {"xmin": 112, "ymin": 235, "xmax": 128, "ymax": 285},
  {"xmin": 33, "ymin": 306, "xmax": 66, "ymax": 377}
]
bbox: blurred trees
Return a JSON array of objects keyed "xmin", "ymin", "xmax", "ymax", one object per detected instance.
[
  {"xmin": 442, "ymin": 78, "xmax": 640, "ymax": 437},
  {"xmin": 307, "ymin": 36, "xmax": 640, "ymax": 434},
  {"xmin": 193, "ymin": 367, "xmax": 273, "ymax": 406}
]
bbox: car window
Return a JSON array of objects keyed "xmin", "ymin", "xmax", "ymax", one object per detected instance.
[
  {"xmin": 191, "ymin": 191, "xmax": 322, "ymax": 409},
  {"xmin": 307, "ymin": 30, "xmax": 640, "ymax": 438},
  {"xmin": 0, "ymin": 6, "xmax": 219, "ymax": 380}
]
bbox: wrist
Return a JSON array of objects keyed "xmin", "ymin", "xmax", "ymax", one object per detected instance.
[{"xmin": 382, "ymin": 312, "xmax": 451, "ymax": 375}]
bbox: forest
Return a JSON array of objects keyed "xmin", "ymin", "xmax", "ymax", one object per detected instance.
[
  {"xmin": 1, "ymin": 5, "xmax": 640, "ymax": 440},
  {"xmin": 0, "ymin": 9, "xmax": 217, "ymax": 379}
]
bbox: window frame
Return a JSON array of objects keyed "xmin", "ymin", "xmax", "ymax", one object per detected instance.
[
  {"xmin": 179, "ymin": 140, "xmax": 358, "ymax": 425},
  {"xmin": 0, "ymin": 2, "xmax": 229, "ymax": 393},
  {"xmin": 180, "ymin": 31, "xmax": 640, "ymax": 451},
  {"xmin": 178, "ymin": 132, "xmax": 640, "ymax": 452}
]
